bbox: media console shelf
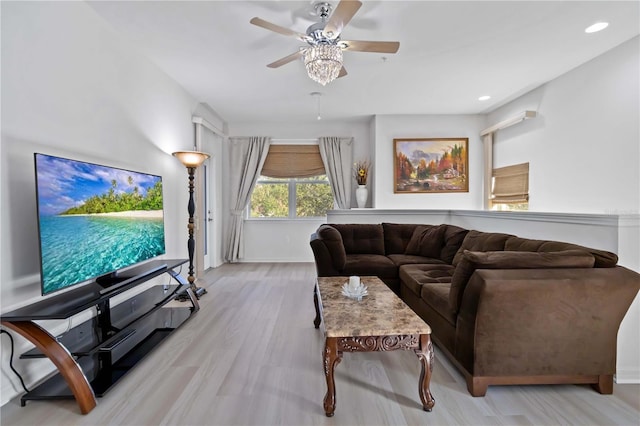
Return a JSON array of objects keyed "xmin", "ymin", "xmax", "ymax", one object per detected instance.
[{"xmin": 0, "ymin": 259, "xmax": 198, "ymax": 414}]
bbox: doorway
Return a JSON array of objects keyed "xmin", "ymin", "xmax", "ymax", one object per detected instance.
[{"xmin": 200, "ymin": 126, "xmax": 224, "ymax": 270}]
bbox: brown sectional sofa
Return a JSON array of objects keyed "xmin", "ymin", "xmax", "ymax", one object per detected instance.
[{"xmin": 310, "ymin": 222, "xmax": 640, "ymax": 396}]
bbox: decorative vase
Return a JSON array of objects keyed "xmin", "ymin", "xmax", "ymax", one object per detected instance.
[{"xmin": 355, "ymin": 184, "xmax": 368, "ymax": 208}]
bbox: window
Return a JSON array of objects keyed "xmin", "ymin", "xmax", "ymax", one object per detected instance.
[
  {"xmin": 250, "ymin": 175, "xmax": 334, "ymax": 218},
  {"xmin": 249, "ymin": 144, "xmax": 334, "ymax": 218},
  {"xmin": 491, "ymin": 162, "xmax": 529, "ymax": 211}
]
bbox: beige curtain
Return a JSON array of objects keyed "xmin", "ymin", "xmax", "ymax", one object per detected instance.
[
  {"xmin": 318, "ymin": 136, "xmax": 353, "ymax": 209},
  {"xmin": 225, "ymin": 136, "xmax": 271, "ymax": 262},
  {"xmin": 482, "ymin": 133, "xmax": 493, "ymax": 210}
]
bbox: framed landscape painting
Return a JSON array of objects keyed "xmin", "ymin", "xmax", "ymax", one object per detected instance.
[{"xmin": 394, "ymin": 138, "xmax": 469, "ymax": 193}]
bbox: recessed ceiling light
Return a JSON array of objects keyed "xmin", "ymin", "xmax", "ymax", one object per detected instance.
[
  {"xmin": 478, "ymin": 95, "xmax": 491, "ymax": 101},
  {"xmin": 585, "ymin": 22, "xmax": 609, "ymax": 33}
]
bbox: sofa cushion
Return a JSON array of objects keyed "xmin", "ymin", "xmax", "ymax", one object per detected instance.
[
  {"xmin": 383, "ymin": 223, "xmax": 420, "ymax": 254},
  {"xmin": 449, "ymin": 249, "xmax": 597, "ymax": 314},
  {"xmin": 440, "ymin": 225, "xmax": 470, "ymax": 264},
  {"xmin": 504, "ymin": 236, "xmax": 618, "ymax": 268},
  {"xmin": 388, "ymin": 254, "xmax": 447, "ymax": 267},
  {"xmin": 316, "ymin": 225, "xmax": 347, "ymax": 270},
  {"xmin": 399, "ymin": 264, "xmax": 455, "ymax": 297},
  {"xmin": 343, "ymin": 254, "xmax": 398, "ymax": 278},
  {"xmin": 452, "ymin": 230, "xmax": 514, "ymax": 266},
  {"xmin": 421, "ymin": 283, "xmax": 457, "ymax": 326},
  {"xmin": 331, "ymin": 224, "xmax": 385, "ymax": 255},
  {"xmin": 405, "ymin": 224, "xmax": 446, "ymax": 258}
]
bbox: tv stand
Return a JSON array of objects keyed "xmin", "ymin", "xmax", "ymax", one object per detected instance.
[
  {"xmin": 96, "ymin": 263, "xmax": 168, "ymax": 295},
  {"xmin": 0, "ymin": 259, "xmax": 197, "ymax": 414}
]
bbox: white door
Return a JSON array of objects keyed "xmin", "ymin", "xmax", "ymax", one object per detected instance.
[
  {"xmin": 203, "ymin": 158, "xmax": 213, "ymax": 270},
  {"xmin": 201, "ymin": 128, "xmax": 223, "ymax": 269}
]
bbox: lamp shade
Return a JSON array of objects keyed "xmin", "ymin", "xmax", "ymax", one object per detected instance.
[{"xmin": 172, "ymin": 151, "xmax": 210, "ymax": 168}]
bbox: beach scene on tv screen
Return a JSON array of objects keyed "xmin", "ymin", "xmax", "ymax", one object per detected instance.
[{"xmin": 35, "ymin": 154, "xmax": 165, "ymax": 294}]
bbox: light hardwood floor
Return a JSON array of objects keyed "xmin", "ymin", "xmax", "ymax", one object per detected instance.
[{"xmin": 1, "ymin": 263, "xmax": 639, "ymax": 425}]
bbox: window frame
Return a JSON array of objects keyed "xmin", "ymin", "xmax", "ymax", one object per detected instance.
[{"xmin": 247, "ymin": 174, "xmax": 333, "ymax": 220}]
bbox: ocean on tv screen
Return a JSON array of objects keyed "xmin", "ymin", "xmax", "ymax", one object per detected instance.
[{"xmin": 35, "ymin": 153, "xmax": 166, "ymax": 294}]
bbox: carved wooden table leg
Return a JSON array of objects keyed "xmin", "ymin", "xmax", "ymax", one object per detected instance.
[
  {"xmin": 323, "ymin": 337, "xmax": 342, "ymax": 417},
  {"xmin": 313, "ymin": 284, "xmax": 321, "ymax": 329},
  {"xmin": 415, "ymin": 334, "xmax": 435, "ymax": 411},
  {"xmin": 1, "ymin": 320, "xmax": 97, "ymax": 414}
]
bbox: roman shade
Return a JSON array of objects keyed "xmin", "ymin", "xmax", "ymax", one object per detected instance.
[
  {"xmin": 260, "ymin": 144, "xmax": 325, "ymax": 178},
  {"xmin": 491, "ymin": 162, "xmax": 529, "ymax": 204}
]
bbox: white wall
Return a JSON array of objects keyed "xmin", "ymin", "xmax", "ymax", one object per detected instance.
[
  {"xmin": 372, "ymin": 115, "xmax": 486, "ymax": 209},
  {"xmin": 0, "ymin": 2, "xmax": 203, "ymax": 406},
  {"xmin": 226, "ymin": 120, "xmax": 371, "ymax": 262},
  {"xmin": 487, "ymin": 36, "xmax": 640, "ymax": 215}
]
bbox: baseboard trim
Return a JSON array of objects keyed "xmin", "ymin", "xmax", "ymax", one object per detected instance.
[
  {"xmin": 236, "ymin": 259, "xmax": 312, "ymax": 263},
  {"xmin": 615, "ymin": 369, "xmax": 640, "ymax": 384}
]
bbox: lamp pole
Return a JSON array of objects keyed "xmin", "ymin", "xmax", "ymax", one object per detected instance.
[
  {"xmin": 172, "ymin": 151, "xmax": 210, "ymax": 299},
  {"xmin": 185, "ymin": 165, "xmax": 201, "ymax": 295}
]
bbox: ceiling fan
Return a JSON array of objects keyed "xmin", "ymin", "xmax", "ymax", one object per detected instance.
[{"xmin": 250, "ymin": 0, "xmax": 400, "ymax": 85}]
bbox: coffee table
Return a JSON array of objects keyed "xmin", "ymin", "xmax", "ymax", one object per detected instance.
[{"xmin": 313, "ymin": 276, "xmax": 435, "ymax": 417}]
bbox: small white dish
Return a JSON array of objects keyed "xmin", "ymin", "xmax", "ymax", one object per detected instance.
[{"xmin": 341, "ymin": 282, "xmax": 368, "ymax": 301}]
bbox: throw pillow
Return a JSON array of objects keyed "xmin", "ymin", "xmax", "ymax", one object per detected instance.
[
  {"xmin": 504, "ymin": 237, "xmax": 618, "ymax": 268},
  {"xmin": 464, "ymin": 249, "xmax": 596, "ymax": 269},
  {"xmin": 451, "ymin": 230, "xmax": 514, "ymax": 266},
  {"xmin": 417, "ymin": 224, "xmax": 447, "ymax": 258},
  {"xmin": 404, "ymin": 225, "xmax": 431, "ymax": 255},
  {"xmin": 448, "ymin": 249, "xmax": 596, "ymax": 314},
  {"xmin": 439, "ymin": 225, "xmax": 469, "ymax": 264},
  {"xmin": 404, "ymin": 225, "xmax": 446, "ymax": 258}
]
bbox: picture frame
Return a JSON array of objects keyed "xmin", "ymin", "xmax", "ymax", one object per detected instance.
[{"xmin": 393, "ymin": 138, "xmax": 469, "ymax": 193}]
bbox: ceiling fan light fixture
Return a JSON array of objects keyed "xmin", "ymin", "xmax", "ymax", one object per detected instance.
[{"xmin": 304, "ymin": 44, "xmax": 343, "ymax": 86}]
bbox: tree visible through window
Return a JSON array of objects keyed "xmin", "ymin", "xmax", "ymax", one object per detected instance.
[{"xmin": 250, "ymin": 175, "xmax": 334, "ymax": 218}]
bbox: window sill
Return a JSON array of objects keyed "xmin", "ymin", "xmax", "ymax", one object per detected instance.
[{"xmin": 246, "ymin": 217, "xmax": 327, "ymax": 222}]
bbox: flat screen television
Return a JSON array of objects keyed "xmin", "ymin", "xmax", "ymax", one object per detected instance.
[{"xmin": 34, "ymin": 153, "xmax": 166, "ymax": 295}]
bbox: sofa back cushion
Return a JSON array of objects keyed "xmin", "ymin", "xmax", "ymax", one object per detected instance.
[
  {"xmin": 448, "ymin": 249, "xmax": 596, "ymax": 314},
  {"xmin": 331, "ymin": 224, "xmax": 385, "ymax": 255},
  {"xmin": 382, "ymin": 223, "xmax": 420, "ymax": 254},
  {"xmin": 317, "ymin": 225, "xmax": 347, "ymax": 270},
  {"xmin": 440, "ymin": 225, "xmax": 470, "ymax": 264},
  {"xmin": 404, "ymin": 224, "xmax": 446, "ymax": 258},
  {"xmin": 504, "ymin": 236, "xmax": 618, "ymax": 268},
  {"xmin": 452, "ymin": 230, "xmax": 514, "ymax": 266}
]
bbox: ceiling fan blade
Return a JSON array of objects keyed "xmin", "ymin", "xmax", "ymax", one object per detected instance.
[
  {"xmin": 341, "ymin": 40, "xmax": 400, "ymax": 53},
  {"xmin": 323, "ymin": 0, "xmax": 362, "ymax": 38},
  {"xmin": 250, "ymin": 17, "xmax": 308, "ymax": 42},
  {"xmin": 338, "ymin": 66, "xmax": 348, "ymax": 78},
  {"xmin": 267, "ymin": 50, "xmax": 304, "ymax": 68}
]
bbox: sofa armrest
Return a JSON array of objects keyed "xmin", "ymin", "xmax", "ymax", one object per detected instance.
[
  {"xmin": 310, "ymin": 228, "xmax": 346, "ymax": 276},
  {"xmin": 454, "ymin": 266, "xmax": 640, "ymax": 377}
]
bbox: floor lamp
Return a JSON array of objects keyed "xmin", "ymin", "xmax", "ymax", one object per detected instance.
[{"xmin": 172, "ymin": 150, "xmax": 210, "ymax": 299}]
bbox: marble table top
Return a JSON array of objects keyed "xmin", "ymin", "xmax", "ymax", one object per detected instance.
[{"xmin": 316, "ymin": 276, "xmax": 431, "ymax": 338}]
